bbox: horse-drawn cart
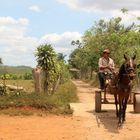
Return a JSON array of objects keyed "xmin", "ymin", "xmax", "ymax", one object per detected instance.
[
  {"xmin": 95, "ymin": 80, "xmax": 140, "ymax": 113},
  {"xmin": 95, "ymin": 55, "xmax": 139, "ymax": 126}
]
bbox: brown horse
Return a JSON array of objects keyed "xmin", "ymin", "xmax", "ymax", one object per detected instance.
[{"xmin": 111, "ymin": 55, "xmax": 136, "ymax": 126}]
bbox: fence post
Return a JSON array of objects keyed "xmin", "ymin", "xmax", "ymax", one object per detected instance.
[
  {"xmin": 32, "ymin": 66, "xmax": 42, "ymax": 94},
  {"xmin": 95, "ymin": 90, "xmax": 102, "ymax": 112}
]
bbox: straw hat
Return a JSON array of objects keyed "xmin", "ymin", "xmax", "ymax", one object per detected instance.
[{"xmin": 103, "ymin": 49, "xmax": 110, "ymax": 54}]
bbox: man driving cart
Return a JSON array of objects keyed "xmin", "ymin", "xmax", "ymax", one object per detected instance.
[{"xmin": 98, "ymin": 49, "xmax": 115, "ymax": 102}]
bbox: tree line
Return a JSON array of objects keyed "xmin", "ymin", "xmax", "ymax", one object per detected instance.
[{"xmin": 69, "ymin": 13, "xmax": 140, "ymax": 79}]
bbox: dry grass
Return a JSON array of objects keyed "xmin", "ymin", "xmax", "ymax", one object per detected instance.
[{"xmin": 0, "ymin": 79, "xmax": 34, "ymax": 93}]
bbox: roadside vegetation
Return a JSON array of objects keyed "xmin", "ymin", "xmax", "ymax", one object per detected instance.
[
  {"xmin": 0, "ymin": 43, "xmax": 78, "ymax": 116},
  {"xmin": 0, "ymin": 80, "xmax": 78, "ymax": 116}
]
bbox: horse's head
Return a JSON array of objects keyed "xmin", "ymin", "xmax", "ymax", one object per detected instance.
[{"xmin": 124, "ymin": 54, "xmax": 136, "ymax": 80}]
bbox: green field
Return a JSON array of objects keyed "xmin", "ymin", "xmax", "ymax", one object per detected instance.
[{"xmin": 0, "ymin": 65, "xmax": 32, "ymax": 75}]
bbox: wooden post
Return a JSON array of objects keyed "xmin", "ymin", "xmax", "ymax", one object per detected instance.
[
  {"xmin": 32, "ymin": 66, "xmax": 42, "ymax": 94},
  {"xmin": 95, "ymin": 90, "xmax": 102, "ymax": 112}
]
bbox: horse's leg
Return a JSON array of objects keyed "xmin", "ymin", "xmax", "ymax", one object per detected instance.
[
  {"xmin": 122, "ymin": 95, "xmax": 129, "ymax": 122},
  {"xmin": 114, "ymin": 93, "xmax": 118, "ymax": 117},
  {"xmin": 128, "ymin": 92, "xmax": 133, "ymax": 103},
  {"xmin": 118, "ymin": 96, "xmax": 123, "ymax": 126}
]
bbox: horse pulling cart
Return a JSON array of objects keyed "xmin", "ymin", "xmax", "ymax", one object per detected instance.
[{"xmin": 95, "ymin": 55, "xmax": 140, "ymax": 126}]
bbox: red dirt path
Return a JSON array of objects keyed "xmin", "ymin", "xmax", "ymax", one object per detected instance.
[{"xmin": 0, "ymin": 80, "xmax": 140, "ymax": 140}]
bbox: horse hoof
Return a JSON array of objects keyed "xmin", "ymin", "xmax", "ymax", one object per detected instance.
[
  {"xmin": 118, "ymin": 122, "xmax": 123, "ymax": 128},
  {"xmin": 123, "ymin": 119, "xmax": 126, "ymax": 123}
]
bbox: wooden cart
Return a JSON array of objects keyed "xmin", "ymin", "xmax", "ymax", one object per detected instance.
[{"xmin": 95, "ymin": 88, "xmax": 140, "ymax": 113}]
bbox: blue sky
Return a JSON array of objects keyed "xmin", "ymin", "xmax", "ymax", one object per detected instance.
[{"xmin": 0, "ymin": 0, "xmax": 139, "ymax": 67}]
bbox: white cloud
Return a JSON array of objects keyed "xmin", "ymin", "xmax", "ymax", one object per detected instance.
[
  {"xmin": 0, "ymin": 16, "xmax": 38, "ymax": 67},
  {"xmin": 29, "ymin": 5, "xmax": 41, "ymax": 13},
  {"xmin": 0, "ymin": 17, "xmax": 29, "ymax": 26},
  {"xmin": 112, "ymin": 10, "xmax": 140, "ymax": 25},
  {"xmin": 39, "ymin": 32, "xmax": 82, "ymax": 57},
  {"xmin": 18, "ymin": 18, "xmax": 29, "ymax": 26},
  {"xmin": 57, "ymin": 0, "xmax": 140, "ymax": 25},
  {"xmin": 57, "ymin": 0, "xmax": 140, "ymax": 12},
  {"xmin": 0, "ymin": 17, "xmax": 82, "ymax": 67}
]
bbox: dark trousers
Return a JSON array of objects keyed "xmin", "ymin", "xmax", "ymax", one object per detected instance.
[{"xmin": 98, "ymin": 72, "xmax": 105, "ymax": 89}]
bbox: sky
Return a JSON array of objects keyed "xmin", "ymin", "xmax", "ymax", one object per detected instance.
[{"xmin": 0, "ymin": 0, "xmax": 140, "ymax": 67}]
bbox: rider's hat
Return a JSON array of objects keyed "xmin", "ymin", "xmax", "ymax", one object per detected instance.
[{"xmin": 103, "ymin": 49, "xmax": 110, "ymax": 54}]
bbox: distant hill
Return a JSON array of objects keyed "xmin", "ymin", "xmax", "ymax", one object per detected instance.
[{"xmin": 0, "ymin": 65, "xmax": 33, "ymax": 75}]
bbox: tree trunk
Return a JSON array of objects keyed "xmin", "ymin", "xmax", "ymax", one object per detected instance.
[{"xmin": 32, "ymin": 67, "xmax": 42, "ymax": 94}]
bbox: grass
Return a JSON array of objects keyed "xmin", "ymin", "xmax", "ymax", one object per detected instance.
[
  {"xmin": 0, "ymin": 80, "xmax": 78, "ymax": 116},
  {"xmin": 1, "ymin": 79, "xmax": 34, "ymax": 93}
]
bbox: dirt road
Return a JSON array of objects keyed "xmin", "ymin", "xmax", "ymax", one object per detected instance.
[
  {"xmin": 0, "ymin": 80, "xmax": 140, "ymax": 140},
  {"xmin": 71, "ymin": 80, "xmax": 140, "ymax": 140}
]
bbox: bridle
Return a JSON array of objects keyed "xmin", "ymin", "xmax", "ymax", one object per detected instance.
[{"xmin": 123, "ymin": 58, "xmax": 136, "ymax": 80}]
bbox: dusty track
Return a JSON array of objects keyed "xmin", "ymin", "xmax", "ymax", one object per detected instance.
[
  {"xmin": 71, "ymin": 80, "xmax": 140, "ymax": 140},
  {"xmin": 0, "ymin": 80, "xmax": 140, "ymax": 140}
]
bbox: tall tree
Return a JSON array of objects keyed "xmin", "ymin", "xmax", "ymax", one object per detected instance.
[{"xmin": 69, "ymin": 16, "xmax": 140, "ymax": 79}]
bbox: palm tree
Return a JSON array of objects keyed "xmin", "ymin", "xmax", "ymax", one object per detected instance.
[
  {"xmin": 57, "ymin": 53, "xmax": 66, "ymax": 62},
  {"xmin": 35, "ymin": 44, "xmax": 57, "ymax": 93},
  {"xmin": 121, "ymin": 8, "xmax": 128, "ymax": 14}
]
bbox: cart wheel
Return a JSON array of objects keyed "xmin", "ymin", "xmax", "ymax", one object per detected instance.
[
  {"xmin": 95, "ymin": 90, "xmax": 101, "ymax": 112},
  {"xmin": 134, "ymin": 94, "xmax": 140, "ymax": 113}
]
